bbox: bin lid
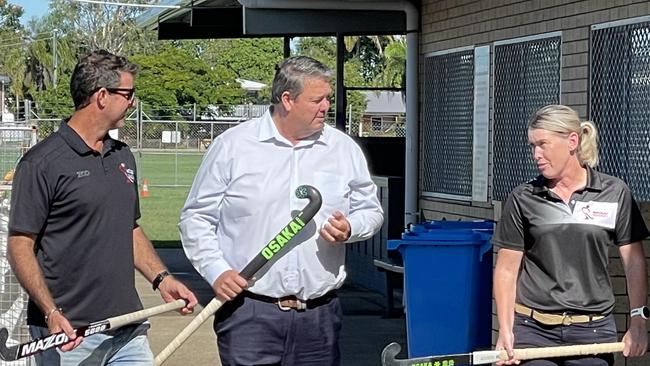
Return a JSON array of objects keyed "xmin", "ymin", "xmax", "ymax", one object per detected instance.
[
  {"xmin": 387, "ymin": 229, "xmax": 487, "ymax": 250},
  {"xmin": 415, "ymin": 220, "xmax": 494, "ymax": 231}
]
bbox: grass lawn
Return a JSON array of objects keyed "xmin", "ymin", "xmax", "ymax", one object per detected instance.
[
  {"xmin": 135, "ymin": 152, "xmax": 204, "ymax": 247},
  {"xmin": 138, "ymin": 186, "xmax": 191, "ymax": 247},
  {"xmin": 135, "ymin": 151, "xmax": 204, "ymax": 186}
]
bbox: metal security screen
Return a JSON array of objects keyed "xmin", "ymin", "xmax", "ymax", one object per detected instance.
[
  {"xmin": 493, "ymin": 35, "xmax": 561, "ymax": 201},
  {"xmin": 422, "ymin": 49, "xmax": 474, "ymax": 198},
  {"xmin": 591, "ymin": 19, "xmax": 650, "ymax": 201}
]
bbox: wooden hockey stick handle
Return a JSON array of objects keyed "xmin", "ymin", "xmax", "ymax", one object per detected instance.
[
  {"xmin": 109, "ymin": 299, "xmax": 187, "ymax": 329},
  {"xmin": 509, "ymin": 342, "xmax": 625, "ymax": 361},
  {"xmin": 154, "ymin": 297, "xmax": 224, "ymax": 365},
  {"xmin": 473, "ymin": 342, "xmax": 626, "ymax": 364},
  {"xmin": 383, "ymin": 341, "xmax": 626, "ymax": 365}
]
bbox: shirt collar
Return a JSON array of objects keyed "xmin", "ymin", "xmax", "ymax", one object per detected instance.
[
  {"xmin": 257, "ymin": 109, "xmax": 329, "ymax": 147},
  {"xmin": 58, "ymin": 119, "xmax": 117, "ymax": 155},
  {"xmin": 531, "ymin": 166, "xmax": 603, "ymax": 195}
]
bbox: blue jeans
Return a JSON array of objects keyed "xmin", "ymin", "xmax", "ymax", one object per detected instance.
[
  {"xmin": 513, "ymin": 313, "xmax": 616, "ymax": 365},
  {"xmin": 29, "ymin": 322, "xmax": 153, "ymax": 366}
]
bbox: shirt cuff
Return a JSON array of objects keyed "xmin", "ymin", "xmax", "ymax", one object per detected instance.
[
  {"xmin": 346, "ymin": 215, "xmax": 367, "ymax": 243},
  {"xmin": 202, "ymin": 259, "xmax": 232, "ymax": 287}
]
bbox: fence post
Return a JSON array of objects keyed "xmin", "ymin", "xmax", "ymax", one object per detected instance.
[
  {"xmin": 24, "ymin": 100, "xmax": 31, "ymax": 124},
  {"xmin": 137, "ymin": 102, "xmax": 142, "ymax": 150},
  {"xmin": 175, "ymin": 120, "xmax": 179, "ymax": 186},
  {"xmin": 347, "ymin": 104, "xmax": 352, "ymax": 135}
]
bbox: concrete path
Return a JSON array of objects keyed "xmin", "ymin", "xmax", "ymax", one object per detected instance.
[{"xmin": 137, "ymin": 248, "xmax": 407, "ymax": 366}]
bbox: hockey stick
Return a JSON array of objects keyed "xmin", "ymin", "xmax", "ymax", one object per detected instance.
[
  {"xmin": 0, "ymin": 298, "xmax": 187, "ymax": 361},
  {"xmin": 154, "ymin": 185, "xmax": 322, "ymax": 365},
  {"xmin": 381, "ymin": 341, "xmax": 625, "ymax": 365}
]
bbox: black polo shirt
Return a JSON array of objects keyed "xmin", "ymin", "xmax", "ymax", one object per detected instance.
[
  {"xmin": 493, "ymin": 167, "xmax": 649, "ymax": 315},
  {"xmin": 9, "ymin": 120, "xmax": 143, "ymax": 327}
]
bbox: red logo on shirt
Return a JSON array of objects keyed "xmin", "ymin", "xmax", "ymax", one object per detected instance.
[
  {"xmin": 118, "ymin": 163, "xmax": 135, "ymax": 183},
  {"xmin": 581, "ymin": 205, "xmax": 594, "ymax": 220}
]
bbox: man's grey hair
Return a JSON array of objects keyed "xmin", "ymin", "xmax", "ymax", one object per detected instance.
[
  {"xmin": 70, "ymin": 49, "xmax": 139, "ymax": 110},
  {"xmin": 270, "ymin": 56, "xmax": 331, "ymax": 105}
]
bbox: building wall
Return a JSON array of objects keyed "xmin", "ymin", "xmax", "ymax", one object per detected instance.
[{"xmin": 419, "ymin": 1, "xmax": 650, "ymax": 364}]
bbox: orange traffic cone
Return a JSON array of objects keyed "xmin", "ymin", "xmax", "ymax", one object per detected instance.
[{"xmin": 140, "ymin": 179, "xmax": 150, "ymax": 198}]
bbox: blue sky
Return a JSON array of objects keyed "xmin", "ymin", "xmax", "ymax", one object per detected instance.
[{"xmin": 12, "ymin": 0, "xmax": 49, "ymax": 24}]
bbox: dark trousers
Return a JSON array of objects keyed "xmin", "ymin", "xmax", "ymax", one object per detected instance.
[
  {"xmin": 214, "ymin": 294, "xmax": 342, "ymax": 366},
  {"xmin": 513, "ymin": 313, "xmax": 617, "ymax": 365}
]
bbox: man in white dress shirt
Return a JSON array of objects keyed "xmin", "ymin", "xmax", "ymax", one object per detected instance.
[{"xmin": 179, "ymin": 55, "xmax": 383, "ymax": 365}]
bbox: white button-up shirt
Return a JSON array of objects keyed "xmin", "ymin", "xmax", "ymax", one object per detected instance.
[{"xmin": 179, "ymin": 111, "xmax": 383, "ymax": 299}]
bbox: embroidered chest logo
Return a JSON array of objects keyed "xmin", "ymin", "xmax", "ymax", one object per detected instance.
[
  {"xmin": 118, "ymin": 163, "xmax": 135, "ymax": 183},
  {"xmin": 76, "ymin": 170, "xmax": 90, "ymax": 178},
  {"xmin": 581, "ymin": 205, "xmax": 594, "ymax": 220},
  {"xmin": 572, "ymin": 201, "xmax": 618, "ymax": 229}
]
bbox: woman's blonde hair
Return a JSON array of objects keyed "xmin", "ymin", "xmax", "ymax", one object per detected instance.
[{"xmin": 528, "ymin": 104, "xmax": 599, "ymax": 167}]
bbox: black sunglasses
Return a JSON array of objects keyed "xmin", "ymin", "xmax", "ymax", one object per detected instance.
[{"xmin": 105, "ymin": 87, "xmax": 136, "ymax": 101}]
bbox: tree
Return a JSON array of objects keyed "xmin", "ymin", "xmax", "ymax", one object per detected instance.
[
  {"xmin": 0, "ymin": 0, "xmax": 21, "ymax": 29},
  {"xmin": 203, "ymin": 38, "xmax": 284, "ymax": 85},
  {"xmin": 294, "ymin": 37, "xmax": 368, "ymax": 125},
  {"xmin": 130, "ymin": 45, "xmax": 245, "ymax": 120},
  {"xmin": 0, "ymin": 1, "xmax": 25, "ymax": 107},
  {"xmin": 375, "ymin": 37, "xmax": 406, "ymax": 89},
  {"xmin": 47, "ymin": 0, "xmax": 155, "ymax": 54},
  {"xmin": 340, "ymin": 35, "xmax": 408, "ymax": 90}
]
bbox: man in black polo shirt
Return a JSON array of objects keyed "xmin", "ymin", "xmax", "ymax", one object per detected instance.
[{"xmin": 7, "ymin": 50, "xmax": 197, "ymax": 365}]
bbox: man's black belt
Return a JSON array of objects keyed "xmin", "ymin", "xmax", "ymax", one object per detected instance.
[{"xmin": 243, "ymin": 290, "xmax": 337, "ymax": 311}]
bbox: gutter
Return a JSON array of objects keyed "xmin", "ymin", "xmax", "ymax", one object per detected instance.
[{"xmin": 136, "ymin": 0, "xmax": 208, "ymax": 29}]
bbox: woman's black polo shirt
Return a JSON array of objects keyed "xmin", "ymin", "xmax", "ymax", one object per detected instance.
[
  {"xmin": 493, "ymin": 167, "xmax": 649, "ymax": 315},
  {"xmin": 9, "ymin": 121, "xmax": 143, "ymax": 327}
]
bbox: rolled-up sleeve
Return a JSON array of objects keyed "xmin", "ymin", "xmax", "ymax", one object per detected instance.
[{"xmin": 179, "ymin": 140, "xmax": 232, "ymax": 286}]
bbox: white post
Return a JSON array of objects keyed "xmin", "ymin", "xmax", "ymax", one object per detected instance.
[
  {"xmin": 53, "ymin": 29, "xmax": 58, "ymax": 87},
  {"xmin": 1, "ymin": 81, "xmax": 4, "ymax": 123},
  {"xmin": 347, "ymin": 104, "xmax": 352, "ymax": 134}
]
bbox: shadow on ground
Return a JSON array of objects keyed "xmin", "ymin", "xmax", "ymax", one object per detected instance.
[{"xmin": 154, "ymin": 248, "xmax": 408, "ymax": 366}]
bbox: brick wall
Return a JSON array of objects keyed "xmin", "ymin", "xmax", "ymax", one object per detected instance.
[{"xmin": 419, "ymin": 1, "xmax": 650, "ymax": 363}]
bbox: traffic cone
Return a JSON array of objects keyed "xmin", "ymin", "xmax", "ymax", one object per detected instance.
[{"xmin": 140, "ymin": 179, "xmax": 150, "ymax": 198}]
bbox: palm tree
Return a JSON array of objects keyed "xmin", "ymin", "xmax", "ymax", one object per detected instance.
[
  {"xmin": 375, "ymin": 37, "xmax": 406, "ymax": 89},
  {"xmin": 25, "ymin": 29, "xmax": 76, "ymax": 91},
  {"xmin": 343, "ymin": 35, "xmax": 406, "ymax": 89}
]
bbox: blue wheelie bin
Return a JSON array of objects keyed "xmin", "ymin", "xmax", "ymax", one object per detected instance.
[{"xmin": 388, "ymin": 220, "xmax": 493, "ymax": 358}]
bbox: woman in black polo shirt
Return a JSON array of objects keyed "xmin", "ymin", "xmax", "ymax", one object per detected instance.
[{"xmin": 493, "ymin": 104, "xmax": 649, "ymax": 365}]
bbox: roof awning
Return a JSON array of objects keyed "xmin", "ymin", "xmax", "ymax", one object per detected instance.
[{"xmin": 136, "ymin": 0, "xmax": 408, "ymax": 39}]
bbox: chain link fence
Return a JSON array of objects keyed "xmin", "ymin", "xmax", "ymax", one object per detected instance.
[
  {"xmin": 19, "ymin": 100, "xmax": 402, "ymax": 188},
  {"xmin": 0, "ymin": 125, "xmax": 39, "ymax": 366}
]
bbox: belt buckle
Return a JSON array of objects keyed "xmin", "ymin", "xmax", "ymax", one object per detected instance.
[
  {"xmin": 276, "ymin": 297, "xmax": 307, "ymax": 311},
  {"xmin": 562, "ymin": 312, "xmax": 573, "ymax": 326}
]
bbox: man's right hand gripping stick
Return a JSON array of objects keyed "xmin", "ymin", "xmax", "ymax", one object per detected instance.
[{"xmin": 154, "ymin": 185, "xmax": 322, "ymax": 365}]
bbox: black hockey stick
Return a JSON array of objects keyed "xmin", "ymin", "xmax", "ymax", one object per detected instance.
[
  {"xmin": 155, "ymin": 185, "xmax": 322, "ymax": 365},
  {"xmin": 381, "ymin": 341, "xmax": 625, "ymax": 365},
  {"xmin": 0, "ymin": 299, "xmax": 187, "ymax": 361}
]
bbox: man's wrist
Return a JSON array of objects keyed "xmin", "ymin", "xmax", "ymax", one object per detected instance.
[
  {"xmin": 44, "ymin": 306, "xmax": 62, "ymax": 322},
  {"xmin": 152, "ymin": 270, "xmax": 171, "ymax": 291}
]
